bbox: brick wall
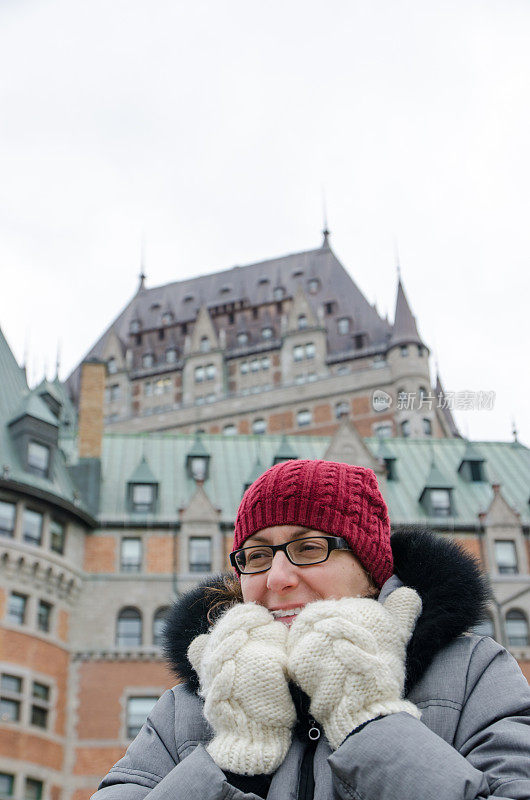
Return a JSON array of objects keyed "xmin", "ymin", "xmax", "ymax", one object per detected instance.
[
  {"xmin": 78, "ymin": 361, "xmax": 105, "ymax": 459},
  {"xmin": 84, "ymin": 536, "xmax": 116, "ymax": 573},
  {"xmin": 146, "ymin": 534, "xmax": 175, "ymax": 574}
]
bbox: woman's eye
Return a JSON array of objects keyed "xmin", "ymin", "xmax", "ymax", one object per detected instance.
[{"xmin": 248, "ymin": 550, "xmax": 269, "ymax": 561}]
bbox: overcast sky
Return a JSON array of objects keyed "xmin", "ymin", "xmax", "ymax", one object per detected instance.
[{"xmin": 1, "ymin": 0, "xmax": 529, "ymax": 445}]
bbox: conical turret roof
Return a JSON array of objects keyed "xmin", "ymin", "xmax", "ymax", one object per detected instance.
[{"xmin": 390, "ymin": 277, "xmax": 423, "ymax": 347}]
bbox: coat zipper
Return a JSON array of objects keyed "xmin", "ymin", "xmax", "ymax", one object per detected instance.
[{"xmin": 297, "ymin": 718, "xmax": 320, "ymax": 800}]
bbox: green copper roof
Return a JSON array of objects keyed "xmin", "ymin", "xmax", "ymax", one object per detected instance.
[
  {"xmin": 60, "ymin": 432, "xmax": 530, "ymax": 527},
  {"xmin": 0, "ymin": 326, "xmax": 89, "ymax": 513},
  {"xmin": 128, "ymin": 455, "xmax": 158, "ymax": 485},
  {"xmin": 9, "ymin": 391, "xmax": 59, "ymax": 428},
  {"xmin": 272, "ymin": 434, "xmax": 298, "ymax": 463}
]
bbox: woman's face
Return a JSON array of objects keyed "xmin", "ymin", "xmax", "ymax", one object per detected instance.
[{"xmin": 240, "ymin": 524, "xmax": 374, "ymax": 625}]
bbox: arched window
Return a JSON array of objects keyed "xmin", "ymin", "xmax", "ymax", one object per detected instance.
[
  {"xmin": 400, "ymin": 420, "xmax": 411, "ymax": 438},
  {"xmin": 423, "ymin": 418, "xmax": 432, "ymax": 436},
  {"xmin": 200, "ymin": 337, "xmax": 210, "ymax": 353},
  {"xmin": 297, "ymin": 409, "xmax": 312, "ymax": 428},
  {"xmin": 153, "ymin": 607, "xmax": 170, "ymax": 647},
  {"xmin": 116, "ymin": 607, "xmax": 142, "ymax": 647},
  {"xmin": 505, "ymin": 610, "xmax": 529, "ymax": 647},
  {"xmin": 252, "ymin": 418, "xmax": 267, "ymax": 435},
  {"xmin": 335, "ymin": 401, "xmax": 349, "ymax": 419},
  {"xmin": 223, "ymin": 424, "xmax": 237, "ymax": 435},
  {"xmin": 297, "ymin": 314, "xmax": 307, "ymax": 330}
]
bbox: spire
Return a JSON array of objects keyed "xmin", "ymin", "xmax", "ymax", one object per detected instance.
[
  {"xmin": 138, "ymin": 236, "xmax": 146, "ymax": 292},
  {"xmin": 390, "ymin": 273, "xmax": 423, "ymax": 347},
  {"xmin": 321, "ymin": 188, "xmax": 330, "ymax": 248}
]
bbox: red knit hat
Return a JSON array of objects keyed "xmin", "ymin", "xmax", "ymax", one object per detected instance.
[{"xmin": 233, "ymin": 459, "xmax": 393, "ymax": 588}]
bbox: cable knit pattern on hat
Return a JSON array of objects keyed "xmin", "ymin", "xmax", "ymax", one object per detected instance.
[
  {"xmin": 187, "ymin": 603, "xmax": 296, "ymax": 775},
  {"xmin": 233, "ymin": 459, "xmax": 393, "ymax": 587},
  {"xmin": 287, "ymin": 587, "xmax": 423, "ymax": 749}
]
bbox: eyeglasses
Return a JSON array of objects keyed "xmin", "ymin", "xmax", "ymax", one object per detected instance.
[{"xmin": 230, "ymin": 536, "xmax": 351, "ymax": 575}]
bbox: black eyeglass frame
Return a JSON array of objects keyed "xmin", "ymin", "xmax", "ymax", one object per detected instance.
[{"xmin": 229, "ymin": 535, "xmax": 351, "ymax": 575}]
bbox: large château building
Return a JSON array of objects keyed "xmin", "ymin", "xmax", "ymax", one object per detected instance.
[
  {"xmin": 67, "ymin": 234, "xmax": 459, "ymax": 441},
  {"xmin": 1, "ymin": 240, "xmax": 529, "ymax": 800}
]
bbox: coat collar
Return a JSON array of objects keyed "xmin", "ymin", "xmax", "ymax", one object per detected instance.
[{"xmin": 163, "ymin": 528, "xmax": 489, "ymax": 695}]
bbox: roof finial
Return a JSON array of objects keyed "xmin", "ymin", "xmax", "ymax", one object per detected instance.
[
  {"xmin": 138, "ymin": 234, "xmax": 146, "ymax": 290},
  {"xmin": 321, "ymin": 187, "xmax": 330, "ymax": 247},
  {"xmin": 55, "ymin": 340, "xmax": 61, "ymax": 380},
  {"xmin": 394, "ymin": 236, "xmax": 401, "ymax": 280},
  {"xmin": 512, "ymin": 418, "xmax": 519, "ymax": 443}
]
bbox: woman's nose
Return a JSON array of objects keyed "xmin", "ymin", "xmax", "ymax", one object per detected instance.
[{"xmin": 266, "ymin": 550, "xmax": 300, "ymax": 592}]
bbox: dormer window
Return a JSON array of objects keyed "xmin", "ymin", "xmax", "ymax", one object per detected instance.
[
  {"xmin": 27, "ymin": 441, "xmax": 50, "ymax": 479},
  {"xmin": 107, "ymin": 357, "xmax": 117, "ymax": 374},
  {"xmin": 298, "ymin": 314, "xmax": 307, "ymax": 330},
  {"xmin": 131, "ymin": 484, "xmax": 156, "ymax": 513},
  {"xmin": 384, "ymin": 458, "xmax": 397, "ymax": 481},
  {"xmin": 237, "ymin": 332, "xmax": 248, "ymax": 346},
  {"xmin": 354, "ymin": 334, "xmax": 365, "ymax": 349},
  {"xmin": 200, "ymin": 337, "xmax": 211, "ymax": 353},
  {"xmin": 429, "ymin": 489, "xmax": 452, "ymax": 517},
  {"xmin": 186, "ymin": 434, "xmax": 211, "ymax": 482}
]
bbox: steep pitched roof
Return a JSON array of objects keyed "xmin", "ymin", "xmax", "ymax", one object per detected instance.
[
  {"xmin": 390, "ymin": 277, "xmax": 423, "ymax": 347},
  {"xmin": 66, "ymin": 244, "xmax": 393, "ymax": 398}
]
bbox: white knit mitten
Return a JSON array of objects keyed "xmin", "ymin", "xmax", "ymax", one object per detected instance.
[
  {"xmin": 187, "ymin": 603, "xmax": 296, "ymax": 775},
  {"xmin": 287, "ymin": 587, "xmax": 422, "ymax": 750}
]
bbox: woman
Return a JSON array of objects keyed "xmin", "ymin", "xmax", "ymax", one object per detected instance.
[{"xmin": 94, "ymin": 460, "xmax": 530, "ymax": 800}]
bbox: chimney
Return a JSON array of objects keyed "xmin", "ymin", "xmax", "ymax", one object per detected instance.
[{"xmin": 78, "ymin": 359, "xmax": 105, "ymax": 458}]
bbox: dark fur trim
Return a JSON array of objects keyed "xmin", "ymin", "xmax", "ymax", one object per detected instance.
[
  {"xmin": 162, "ymin": 575, "xmax": 234, "ymax": 693},
  {"xmin": 392, "ymin": 528, "xmax": 490, "ymax": 692},
  {"xmin": 163, "ymin": 530, "xmax": 491, "ymax": 695}
]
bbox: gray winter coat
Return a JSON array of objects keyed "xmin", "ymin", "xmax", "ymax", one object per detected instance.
[{"xmin": 93, "ymin": 531, "xmax": 530, "ymax": 800}]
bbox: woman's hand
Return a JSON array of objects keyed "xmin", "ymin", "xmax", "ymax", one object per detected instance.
[
  {"xmin": 187, "ymin": 602, "xmax": 296, "ymax": 775},
  {"xmin": 286, "ymin": 587, "xmax": 422, "ymax": 750}
]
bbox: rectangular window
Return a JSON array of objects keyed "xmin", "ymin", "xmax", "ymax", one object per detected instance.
[
  {"xmin": 24, "ymin": 779, "xmax": 43, "ymax": 800},
  {"xmin": 30, "ymin": 682, "xmax": 50, "ymax": 729},
  {"xmin": 23, "ymin": 509, "xmax": 43, "ymax": 546},
  {"xmin": 131, "ymin": 484, "xmax": 155, "ymax": 513},
  {"xmin": 27, "ymin": 441, "xmax": 50, "ymax": 478},
  {"xmin": 7, "ymin": 593, "xmax": 27, "ymax": 625},
  {"xmin": 126, "ymin": 696, "xmax": 158, "ymax": 739},
  {"xmin": 1, "ymin": 674, "xmax": 22, "ymax": 694},
  {"xmin": 144, "ymin": 381, "xmax": 152, "ymax": 396},
  {"xmin": 430, "ymin": 489, "xmax": 451, "ymax": 516},
  {"xmin": 50, "ymin": 519, "xmax": 65, "ymax": 554},
  {"xmin": 205, "ymin": 364, "xmax": 216, "ymax": 380},
  {"xmin": 240, "ymin": 361, "xmax": 249, "ymax": 374},
  {"xmin": 354, "ymin": 334, "xmax": 365, "ymax": 350},
  {"xmin": 305, "ymin": 343, "xmax": 316, "ymax": 359},
  {"xmin": 0, "ymin": 773, "xmax": 14, "ymax": 798},
  {"xmin": 0, "ymin": 500, "xmax": 16, "ymax": 537},
  {"xmin": 189, "ymin": 537, "xmax": 212, "ymax": 572},
  {"xmin": 120, "ymin": 538, "xmax": 142, "ymax": 573},
  {"xmin": 293, "ymin": 345, "xmax": 304, "ymax": 362},
  {"xmin": 109, "ymin": 384, "xmax": 120, "ymax": 401},
  {"xmin": 194, "ymin": 366, "xmax": 205, "ymax": 383},
  {"xmin": 261, "ymin": 357, "xmax": 270, "ymax": 370},
  {"xmin": 494, "ymin": 540, "xmax": 518, "ymax": 575},
  {"xmin": 37, "ymin": 600, "xmax": 52, "ymax": 633},
  {"xmin": 0, "ymin": 697, "xmax": 21, "ymax": 722}
]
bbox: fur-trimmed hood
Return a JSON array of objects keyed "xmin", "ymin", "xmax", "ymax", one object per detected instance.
[{"xmin": 163, "ymin": 529, "xmax": 489, "ymax": 696}]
